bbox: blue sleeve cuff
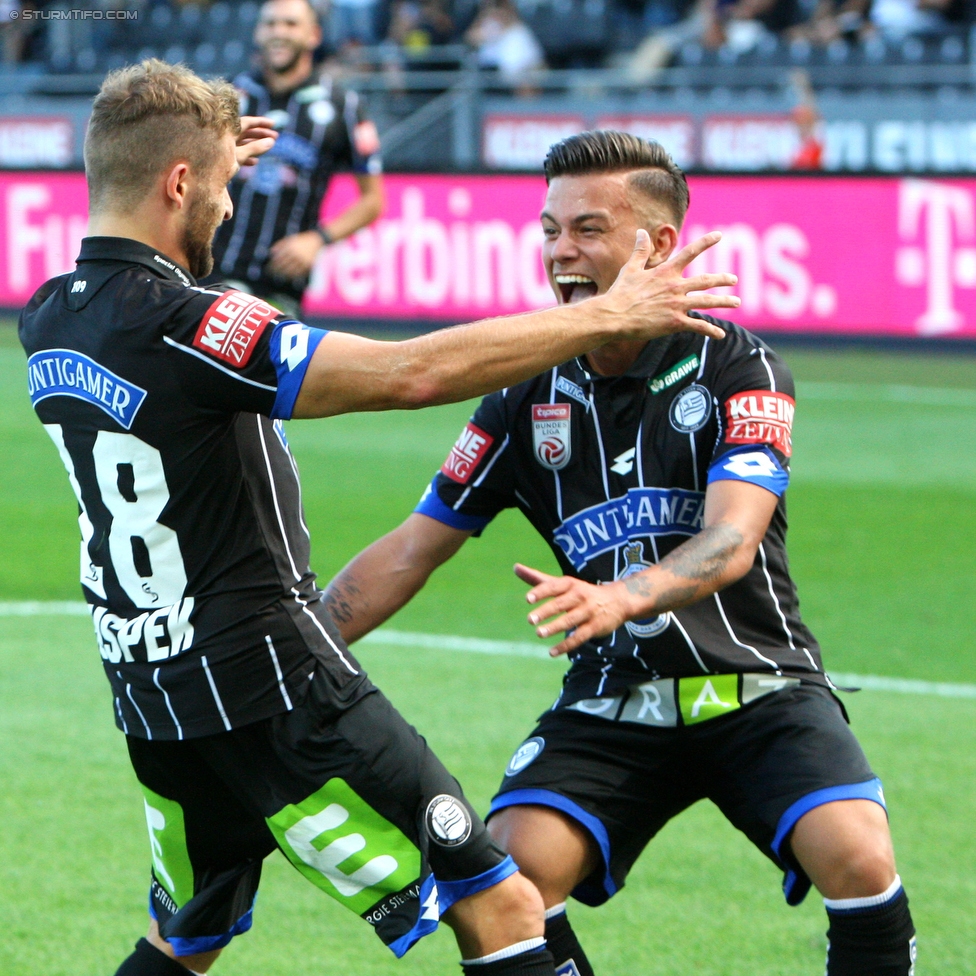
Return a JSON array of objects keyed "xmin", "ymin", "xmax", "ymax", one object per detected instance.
[
  {"xmin": 414, "ymin": 482, "xmax": 494, "ymax": 532},
  {"xmin": 708, "ymin": 446, "xmax": 789, "ymax": 497},
  {"xmin": 269, "ymin": 320, "xmax": 329, "ymax": 420}
]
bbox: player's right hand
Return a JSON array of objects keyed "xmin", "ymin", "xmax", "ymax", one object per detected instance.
[
  {"xmin": 236, "ymin": 116, "xmax": 278, "ymax": 167},
  {"xmin": 599, "ymin": 230, "xmax": 739, "ymax": 341}
]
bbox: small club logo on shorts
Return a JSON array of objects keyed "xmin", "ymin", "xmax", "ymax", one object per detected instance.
[
  {"xmin": 505, "ymin": 736, "xmax": 545, "ymax": 777},
  {"xmin": 669, "ymin": 384, "xmax": 712, "ymax": 433},
  {"xmin": 425, "ymin": 795, "xmax": 473, "ymax": 847}
]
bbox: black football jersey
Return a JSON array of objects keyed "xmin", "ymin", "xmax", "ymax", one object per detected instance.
[
  {"xmin": 416, "ymin": 320, "xmax": 825, "ymax": 710},
  {"xmin": 19, "ymin": 236, "xmax": 365, "ymax": 740},
  {"xmin": 210, "ymin": 71, "xmax": 382, "ymax": 301}
]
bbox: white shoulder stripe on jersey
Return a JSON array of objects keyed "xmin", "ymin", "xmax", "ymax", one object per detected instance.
[
  {"xmin": 757, "ymin": 346, "xmax": 776, "ymax": 392},
  {"xmin": 472, "ymin": 433, "xmax": 510, "ymax": 488},
  {"xmin": 696, "ymin": 337, "xmax": 710, "ymax": 379},
  {"xmin": 162, "ymin": 335, "xmax": 278, "ymax": 392},
  {"xmin": 189, "ymin": 286, "xmax": 227, "ymax": 297}
]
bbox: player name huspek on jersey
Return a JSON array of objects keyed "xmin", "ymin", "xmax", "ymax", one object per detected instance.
[
  {"xmin": 19, "ymin": 236, "xmax": 365, "ymax": 741},
  {"xmin": 554, "ymin": 488, "xmax": 705, "ymax": 570},
  {"xmin": 416, "ymin": 319, "xmax": 828, "ymax": 706}
]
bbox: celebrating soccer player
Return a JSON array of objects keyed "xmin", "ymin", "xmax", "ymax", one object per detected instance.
[
  {"xmin": 19, "ymin": 64, "xmax": 739, "ymax": 976},
  {"xmin": 204, "ymin": 0, "xmax": 385, "ymax": 318},
  {"xmin": 326, "ymin": 131, "xmax": 918, "ymax": 976}
]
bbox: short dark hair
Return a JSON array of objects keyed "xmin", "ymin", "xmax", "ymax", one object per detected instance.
[
  {"xmin": 543, "ymin": 130, "xmax": 690, "ymax": 228},
  {"xmin": 85, "ymin": 59, "xmax": 240, "ymax": 214}
]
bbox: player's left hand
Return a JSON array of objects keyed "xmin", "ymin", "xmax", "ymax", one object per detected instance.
[
  {"xmin": 516, "ymin": 563, "xmax": 630, "ymax": 656},
  {"xmin": 236, "ymin": 116, "xmax": 278, "ymax": 166},
  {"xmin": 268, "ymin": 230, "xmax": 324, "ymax": 278}
]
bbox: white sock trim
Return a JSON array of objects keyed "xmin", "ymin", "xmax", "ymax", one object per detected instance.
[
  {"xmin": 544, "ymin": 902, "xmax": 567, "ymax": 920},
  {"xmin": 824, "ymin": 874, "xmax": 902, "ymax": 912},
  {"xmin": 462, "ymin": 937, "xmax": 547, "ymax": 965}
]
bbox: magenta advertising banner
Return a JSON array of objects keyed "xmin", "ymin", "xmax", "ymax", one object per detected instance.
[{"xmin": 2, "ymin": 171, "xmax": 976, "ymax": 339}]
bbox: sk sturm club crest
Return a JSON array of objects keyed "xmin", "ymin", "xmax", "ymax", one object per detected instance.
[
  {"xmin": 533, "ymin": 404, "xmax": 571, "ymax": 470},
  {"xmin": 616, "ymin": 541, "xmax": 670, "ymax": 639}
]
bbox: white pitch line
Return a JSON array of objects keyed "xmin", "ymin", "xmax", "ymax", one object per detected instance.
[
  {"xmin": 3, "ymin": 603, "xmax": 974, "ymax": 700},
  {"xmin": 796, "ymin": 381, "xmax": 976, "ymax": 408},
  {"xmin": 360, "ymin": 628, "xmax": 553, "ymax": 659},
  {"xmin": 0, "ymin": 601, "xmax": 91, "ymax": 616}
]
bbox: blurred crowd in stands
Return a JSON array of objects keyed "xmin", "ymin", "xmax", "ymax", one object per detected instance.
[{"xmin": 1, "ymin": 0, "xmax": 973, "ymax": 81}]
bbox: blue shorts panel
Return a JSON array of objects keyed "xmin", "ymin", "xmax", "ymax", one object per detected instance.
[{"xmin": 488, "ymin": 789, "xmax": 616, "ymax": 906}]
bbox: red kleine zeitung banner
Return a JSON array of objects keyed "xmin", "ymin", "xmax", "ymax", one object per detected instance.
[{"xmin": 2, "ymin": 172, "xmax": 976, "ymax": 338}]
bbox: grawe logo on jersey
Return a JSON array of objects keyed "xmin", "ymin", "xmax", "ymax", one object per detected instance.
[
  {"xmin": 441, "ymin": 422, "xmax": 494, "ymax": 483},
  {"xmin": 724, "ymin": 389, "xmax": 795, "ymax": 456},
  {"xmin": 193, "ymin": 290, "xmax": 278, "ymax": 367},
  {"xmin": 532, "ymin": 403, "xmax": 571, "ymax": 470}
]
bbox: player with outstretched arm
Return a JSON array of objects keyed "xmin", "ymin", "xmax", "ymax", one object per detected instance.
[
  {"xmin": 325, "ymin": 131, "xmax": 917, "ymax": 976},
  {"xmin": 19, "ymin": 67, "xmax": 739, "ymax": 976}
]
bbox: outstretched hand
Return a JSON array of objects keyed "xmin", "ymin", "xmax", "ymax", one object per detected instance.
[
  {"xmin": 236, "ymin": 116, "xmax": 278, "ymax": 167},
  {"xmin": 601, "ymin": 230, "xmax": 739, "ymax": 342},
  {"xmin": 515, "ymin": 563, "xmax": 631, "ymax": 657}
]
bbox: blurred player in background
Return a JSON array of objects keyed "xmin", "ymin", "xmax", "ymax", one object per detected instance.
[
  {"xmin": 326, "ymin": 131, "xmax": 917, "ymax": 976},
  {"xmin": 205, "ymin": 0, "xmax": 383, "ymax": 317},
  {"xmin": 20, "ymin": 68, "xmax": 738, "ymax": 976}
]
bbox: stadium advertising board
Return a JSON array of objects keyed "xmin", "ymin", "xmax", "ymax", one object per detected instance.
[{"xmin": 3, "ymin": 171, "xmax": 976, "ymax": 338}]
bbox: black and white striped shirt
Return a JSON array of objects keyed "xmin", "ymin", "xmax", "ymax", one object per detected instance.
[
  {"xmin": 209, "ymin": 71, "xmax": 381, "ymax": 303},
  {"xmin": 20, "ymin": 236, "xmax": 365, "ymax": 740},
  {"xmin": 416, "ymin": 319, "xmax": 826, "ymax": 709}
]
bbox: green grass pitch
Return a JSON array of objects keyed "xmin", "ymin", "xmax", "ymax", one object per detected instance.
[{"xmin": 1, "ymin": 323, "xmax": 974, "ymax": 974}]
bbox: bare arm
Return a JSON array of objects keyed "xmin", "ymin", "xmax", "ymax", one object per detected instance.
[
  {"xmin": 324, "ymin": 513, "xmax": 471, "ymax": 643},
  {"xmin": 268, "ymin": 173, "xmax": 384, "ymax": 278},
  {"xmin": 516, "ymin": 479, "xmax": 779, "ymax": 656},
  {"xmin": 293, "ymin": 230, "xmax": 738, "ymax": 418},
  {"xmin": 324, "ymin": 172, "xmax": 384, "ymax": 241}
]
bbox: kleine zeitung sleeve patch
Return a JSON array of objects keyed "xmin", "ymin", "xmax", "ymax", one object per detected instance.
[
  {"xmin": 724, "ymin": 389, "xmax": 795, "ymax": 456},
  {"xmin": 192, "ymin": 290, "xmax": 279, "ymax": 368},
  {"xmin": 441, "ymin": 422, "xmax": 494, "ymax": 483}
]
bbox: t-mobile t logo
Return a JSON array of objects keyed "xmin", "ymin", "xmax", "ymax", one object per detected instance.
[{"xmin": 895, "ymin": 179, "xmax": 976, "ymax": 334}]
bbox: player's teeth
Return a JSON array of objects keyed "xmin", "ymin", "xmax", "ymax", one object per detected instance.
[{"xmin": 555, "ymin": 275, "xmax": 593, "ymax": 283}]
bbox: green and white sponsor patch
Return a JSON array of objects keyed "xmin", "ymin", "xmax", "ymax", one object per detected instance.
[
  {"xmin": 648, "ymin": 354, "xmax": 700, "ymax": 394},
  {"xmin": 268, "ymin": 778, "xmax": 421, "ymax": 916},
  {"xmin": 679, "ymin": 674, "xmax": 740, "ymax": 725},
  {"xmin": 142, "ymin": 786, "xmax": 195, "ymax": 909}
]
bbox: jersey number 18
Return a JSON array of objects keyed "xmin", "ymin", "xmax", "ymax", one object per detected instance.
[{"xmin": 45, "ymin": 425, "xmax": 188, "ymax": 609}]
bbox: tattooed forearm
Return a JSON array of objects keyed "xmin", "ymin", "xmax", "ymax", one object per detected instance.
[
  {"xmin": 623, "ymin": 522, "xmax": 745, "ymax": 614},
  {"xmin": 323, "ymin": 573, "xmax": 363, "ymax": 627},
  {"xmin": 624, "ymin": 575, "xmax": 698, "ymax": 608},
  {"xmin": 659, "ymin": 522, "xmax": 743, "ymax": 583}
]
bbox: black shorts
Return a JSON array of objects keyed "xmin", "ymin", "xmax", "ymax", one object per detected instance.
[
  {"xmin": 127, "ymin": 670, "xmax": 514, "ymax": 959},
  {"xmin": 488, "ymin": 682, "xmax": 883, "ymax": 908}
]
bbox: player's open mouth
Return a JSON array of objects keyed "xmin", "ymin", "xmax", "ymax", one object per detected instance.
[{"xmin": 554, "ymin": 274, "xmax": 598, "ymax": 304}]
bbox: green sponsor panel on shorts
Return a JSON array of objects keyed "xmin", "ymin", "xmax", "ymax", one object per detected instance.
[
  {"xmin": 267, "ymin": 777, "xmax": 421, "ymax": 916},
  {"xmin": 141, "ymin": 786, "xmax": 195, "ymax": 909},
  {"xmin": 679, "ymin": 674, "xmax": 740, "ymax": 725}
]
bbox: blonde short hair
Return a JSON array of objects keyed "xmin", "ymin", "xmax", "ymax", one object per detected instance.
[{"xmin": 85, "ymin": 59, "xmax": 241, "ymax": 213}]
